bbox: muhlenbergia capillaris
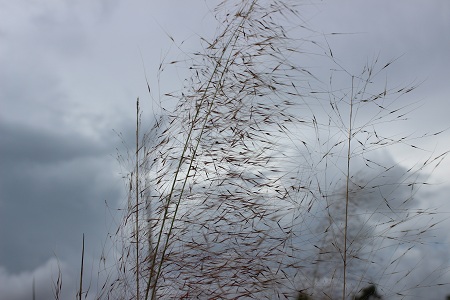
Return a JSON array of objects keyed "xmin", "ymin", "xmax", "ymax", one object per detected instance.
[{"xmin": 94, "ymin": 1, "xmax": 449, "ymax": 299}]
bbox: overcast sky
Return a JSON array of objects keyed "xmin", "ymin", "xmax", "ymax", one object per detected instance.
[{"xmin": 1, "ymin": 1, "xmax": 450, "ymax": 299}]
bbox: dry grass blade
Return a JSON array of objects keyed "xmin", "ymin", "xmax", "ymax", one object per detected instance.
[
  {"xmin": 135, "ymin": 98, "xmax": 141, "ymax": 298},
  {"xmin": 77, "ymin": 233, "xmax": 85, "ymax": 300},
  {"xmin": 52, "ymin": 256, "xmax": 63, "ymax": 300}
]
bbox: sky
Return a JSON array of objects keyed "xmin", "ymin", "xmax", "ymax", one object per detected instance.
[{"xmin": 1, "ymin": 0, "xmax": 450, "ymax": 299}]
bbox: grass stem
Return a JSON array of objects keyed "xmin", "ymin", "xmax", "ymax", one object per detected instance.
[
  {"xmin": 343, "ymin": 76, "xmax": 354, "ymax": 300},
  {"xmin": 135, "ymin": 98, "xmax": 140, "ymax": 299}
]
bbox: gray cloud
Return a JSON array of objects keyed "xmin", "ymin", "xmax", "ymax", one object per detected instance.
[
  {"xmin": 0, "ymin": 119, "xmax": 123, "ymax": 272},
  {"xmin": 0, "ymin": 120, "xmax": 107, "ymax": 165},
  {"xmin": 0, "ymin": 258, "xmax": 73, "ymax": 300}
]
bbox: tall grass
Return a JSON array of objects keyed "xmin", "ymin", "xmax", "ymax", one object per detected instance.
[{"xmin": 91, "ymin": 1, "xmax": 449, "ymax": 299}]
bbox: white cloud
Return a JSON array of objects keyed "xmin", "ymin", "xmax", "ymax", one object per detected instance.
[{"xmin": 0, "ymin": 258, "xmax": 74, "ymax": 300}]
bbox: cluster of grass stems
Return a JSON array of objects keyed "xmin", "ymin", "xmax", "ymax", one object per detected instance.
[{"xmin": 64, "ymin": 1, "xmax": 450, "ymax": 299}]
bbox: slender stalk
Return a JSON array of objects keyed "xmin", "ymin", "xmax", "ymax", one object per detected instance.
[
  {"xmin": 78, "ymin": 233, "xmax": 84, "ymax": 300},
  {"xmin": 343, "ymin": 76, "xmax": 354, "ymax": 300},
  {"xmin": 135, "ymin": 98, "xmax": 140, "ymax": 299},
  {"xmin": 143, "ymin": 145, "xmax": 154, "ymax": 291}
]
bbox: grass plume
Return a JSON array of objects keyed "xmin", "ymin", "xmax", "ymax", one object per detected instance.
[{"xmin": 86, "ymin": 1, "xmax": 450, "ymax": 299}]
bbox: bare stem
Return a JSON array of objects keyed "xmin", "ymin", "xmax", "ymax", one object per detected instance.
[
  {"xmin": 135, "ymin": 98, "xmax": 140, "ymax": 299},
  {"xmin": 78, "ymin": 233, "xmax": 84, "ymax": 300},
  {"xmin": 343, "ymin": 76, "xmax": 354, "ymax": 300}
]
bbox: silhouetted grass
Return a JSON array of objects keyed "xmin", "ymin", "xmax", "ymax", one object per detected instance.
[{"xmin": 70, "ymin": 1, "xmax": 449, "ymax": 299}]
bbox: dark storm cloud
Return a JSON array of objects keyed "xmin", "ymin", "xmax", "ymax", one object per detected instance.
[
  {"xmin": 0, "ymin": 117, "xmax": 124, "ymax": 272},
  {"xmin": 0, "ymin": 120, "xmax": 107, "ymax": 165},
  {"xmin": 0, "ymin": 1, "xmax": 144, "ymax": 299}
]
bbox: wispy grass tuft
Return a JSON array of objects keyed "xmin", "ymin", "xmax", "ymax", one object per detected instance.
[{"xmin": 85, "ymin": 1, "xmax": 450, "ymax": 300}]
